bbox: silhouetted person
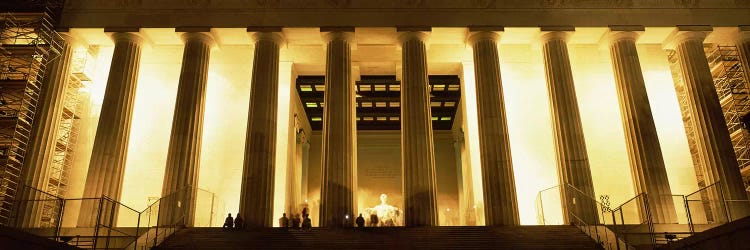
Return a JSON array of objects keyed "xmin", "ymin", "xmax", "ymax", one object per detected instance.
[
  {"xmin": 292, "ymin": 214, "xmax": 301, "ymax": 229},
  {"xmin": 302, "ymin": 207, "xmax": 309, "ymax": 218},
  {"xmin": 279, "ymin": 213, "xmax": 289, "ymax": 228},
  {"xmin": 302, "ymin": 214, "xmax": 312, "ymax": 231},
  {"xmin": 223, "ymin": 213, "xmax": 233, "ymax": 230},
  {"xmin": 369, "ymin": 214, "xmax": 379, "ymax": 227},
  {"xmin": 234, "ymin": 214, "xmax": 244, "ymax": 230},
  {"xmin": 356, "ymin": 214, "xmax": 365, "ymax": 228}
]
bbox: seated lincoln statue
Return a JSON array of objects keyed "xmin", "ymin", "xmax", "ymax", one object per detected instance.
[{"xmin": 364, "ymin": 193, "xmax": 403, "ymax": 227}]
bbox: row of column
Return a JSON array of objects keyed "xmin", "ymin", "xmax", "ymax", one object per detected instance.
[{"xmin": 23, "ymin": 26, "xmax": 750, "ymax": 227}]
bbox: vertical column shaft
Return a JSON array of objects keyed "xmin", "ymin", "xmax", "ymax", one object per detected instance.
[
  {"xmin": 78, "ymin": 32, "xmax": 143, "ymax": 227},
  {"xmin": 18, "ymin": 34, "xmax": 76, "ymax": 227},
  {"xmin": 239, "ymin": 32, "xmax": 284, "ymax": 228},
  {"xmin": 608, "ymin": 31, "xmax": 677, "ymax": 224},
  {"xmin": 669, "ymin": 30, "xmax": 750, "ymax": 219},
  {"xmin": 541, "ymin": 31, "xmax": 599, "ymax": 225},
  {"xmin": 319, "ymin": 31, "xmax": 356, "ymax": 228},
  {"xmin": 468, "ymin": 31, "xmax": 519, "ymax": 226},
  {"xmin": 400, "ymin": 31, "xmax": 439, "ymax": 227},
  {"xmin": 160, "ymin": 32, "xmax": 214, "ymax": 226}
]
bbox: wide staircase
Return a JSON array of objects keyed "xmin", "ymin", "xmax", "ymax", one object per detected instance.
[{"xmin": 155, "ymin": 226, "xmax": 603, "ymax": 249}]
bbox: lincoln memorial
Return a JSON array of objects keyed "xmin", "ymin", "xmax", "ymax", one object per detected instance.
[{"xmin": 1, "ymin": 0, "xmax": 750, "ymax": 249}]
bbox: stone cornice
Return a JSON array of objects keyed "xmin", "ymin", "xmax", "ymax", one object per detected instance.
[
  {"xmin": 62, "ymin": 0, "xmax": 750, "ymax": 10},
  {"xmin": 60, "ymin": 0, "xmax": 750, "ymax": 28}
]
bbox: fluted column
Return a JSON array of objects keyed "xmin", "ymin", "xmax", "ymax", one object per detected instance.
[
  {"xmin": 78, "ymin": 32, "xmax": 143, "ymax": 227},
  {"xmin": 607, "ymin": 29, "xmax": 678, "ymax": 224},
  {"xmin": 18, "ymin": 33, "xmax": 76, "ymax": 227},
  {"xmin": 540, "ymin": 30, "xmax": 599, "ymax": 225},
  {"xmin": 319, "ymin": 30, "xmax": 356, "ymax": 228},
  {"xmin": 468, "ymin": 31, "xmax": 519, "ymax": 226},
  {"xmin": 399, "ymin": 30, "xmax": 439, "ymax": 227},
  {"xmin": 239, "ymin": 31, "xmax": 284, "ymax": 228},
  {"xmin": 666, "ymin": 27, "xmax": 750, "ymax": 219},
  {"xmin": 159, "ymin": 32, "xmax": 214, "ymax": 226}
]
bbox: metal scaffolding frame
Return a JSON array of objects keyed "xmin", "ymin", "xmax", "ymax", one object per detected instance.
[
  {"xmin": 667, "ymin": 49, "xmax": 715, "ymax": 221},
  {"xmin": 0, "ymin": 12, "xmax": 62, "ymax": 225},
  {"xmin": 668, "ymin": 45, "xmax": 750, "ymax": 222},
  {"xmin": 705, "ymin": 45, "xmax": 750, "ymax": 189},
  {"xmin": 40, "ymin": 46, "xmax": 90, "ymax": 227}
]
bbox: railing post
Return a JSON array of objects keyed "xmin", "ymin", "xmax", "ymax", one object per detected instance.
[
  {"xmin": 717, "ymin": 181, "xmax": 732, "ymax": 222},
  {"xmin": 612, "ymin": 210, "xmax": 619, "ymax": 250},
  {"xmin": 135, "ymin": 212, "xmax": 141, "ymax": 249},
  {"xmin": 93, "ymin": 197, "xmax": 104, "ymax": 249},
  {"xmin": 154, "ymin": 198, "xmax": 161, "ymax": 248},
  {"xmin": 56, "ymin": 198, "xmax": 65, "ymax": 241},
  {"xmin": 106, "ymin": 198, "xmax": 115, "ymax": 249},
  {"xmin": 210, "ymin": 192, "xmax": 215, "ymax": 226},
  {"xmin": 643, "ymin": 195, "xmax": 656, "ymax": 247},
  {"xmin": 539, "ymin": 193, "xmax": 545, "ymax": 225},
  {"xmin": 683, "ymin": 196, "xmax": 694, "ymax": 234}
]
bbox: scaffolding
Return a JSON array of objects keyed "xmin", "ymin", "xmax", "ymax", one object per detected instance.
[
  {"xmin": 0, "ymin": 12, "xmax": 62, "ymax": 225},
  {"xmin": 40, "ymin": 46, "xmax": 90, "ymax": 227},
  {"xmin": 667, "ymin": 49, "xmax": 715, "ymax": 221},
  {"xmin": 668, "ymin": 45, "xmax": 750, "ymax": 222},
  {"xmin": 705, "ymin": 45, "xmax": 750, "ymax": 189}
]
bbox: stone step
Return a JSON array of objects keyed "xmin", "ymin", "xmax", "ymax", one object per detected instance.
[{"xmin": 156, "ymin": 226, "xmax": 603, "ymax": 250}]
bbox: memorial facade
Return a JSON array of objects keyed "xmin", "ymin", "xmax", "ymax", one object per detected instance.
[{"xmin": 3, "ymin": 0, "xmax": 750, "ymax": 229}]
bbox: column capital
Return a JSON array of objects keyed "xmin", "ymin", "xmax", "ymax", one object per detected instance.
[
  {"xmin": 605, "ymin": 25, "xmax": 644, "ymax": 43},
  {"xmin": 398, "ymin": 31, "xmax": 430, "ymax": 44},
  {"xmin": 467, "ymin": 31, "xmax": 501, "ymax": 47},
  {"xmin": 540, "ymin": 31, "xmax": 572, "ymax": 44},
  {"xmin": 250, "ymin": 31, "xmax": 285, "ymax": 46},
  {"xmin": 108, "ymin": 32, "xmax": 144, "ymax": 44},
  {"xmin": 662, "ymin": 25, "xmax": 712, "ymax": 50},
  {"xmin": 180, "ymin": 32, "xmax": 216, "ymax": 47},
  {"xmin": 605, "ymin": 31, "xmax": 641, "ymax": 44},
  {"xmin": 321, "ymin": 30, "xmax": 355, "ymax": 44}
]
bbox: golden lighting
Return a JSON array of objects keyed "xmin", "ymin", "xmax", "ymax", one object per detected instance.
[{"xmin": 70, "ymin": 31, "xmax": 696, "ymax": 227}]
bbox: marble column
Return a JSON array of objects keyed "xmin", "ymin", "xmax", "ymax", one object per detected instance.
[
  {"xmin": 78, "ymin": 32, "xmax": 143, "ymax": 227},
  {"xmin": 18, "ymin": 33, "xmax": 76, "ymax": 227},
  {"xmin": 540, "ymin": 30, "xmax": 599, "ymax": 225},
  {"xmin": 468, "ymin": 30, "xmax": 520, "ymax": 226},
  {"xmin": 666, "ymin": 27, "xmax": 750, "ymax": 219},
  {"xmin": 607, "ymin": 29, "xmax": 678, "ymax": 224},
  {"xmin": 159, "ymin": 32, "xmax": 214, "ymax": 226},
  {"xmin": 319, "ymin": 30, "xmax": 356, "ymax": 228},
  {"xmin": 285, "ymin": 117, "xmax": 302, "ymax": 218},
  {"xmin": 239, "ymin": 31, "xmax": 284, "ymax": 228},
  {"xmin": 399, "ymin": 30, "xmax": 439, "ymax": 227}
]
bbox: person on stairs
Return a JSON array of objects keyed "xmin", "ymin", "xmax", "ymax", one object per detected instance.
[
  {"xmin": 356, "ymin": 214, "xmax": 365, "ymax": 228},
  {"xmin": 234, "ymin": 213, "xmax": 244, "ymax": 230},
  {"xmin": 279, "ymin": 213, "xmax": 290, "ymax": 228},
  {"xmin": 302, "ymin": 214, "xmax": 312, "ymax": 231},
  {"xmin": 292, "ymin": 214, "xmax": 301, "ymax": 229},
  {"xmin": 223, "ymin": 213, "xmax": 234, "ymax": 230}
]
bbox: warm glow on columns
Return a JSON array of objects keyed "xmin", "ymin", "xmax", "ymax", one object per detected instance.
[
  {"xmin": 239, "ymin": 31, "xmax": 284, "ymax": 228},
  {"xmin": 460, "ymin": 62, "xmax": 485, "ymax": 225},
  {"xmin": 273, "ymin": 61, "xmax": 294, "ymax": 227},
  {"xmin": 467, "ymin": 30, "xmax": 519, "ymax": 226},
  {"xmin": 665, "ymin": 28, "xmax": 750, "ymax": 218}
]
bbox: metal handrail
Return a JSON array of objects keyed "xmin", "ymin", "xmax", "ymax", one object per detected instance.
[{"xmin": 685, "ymin": 181, "xmax": 721, "ymax": 198}]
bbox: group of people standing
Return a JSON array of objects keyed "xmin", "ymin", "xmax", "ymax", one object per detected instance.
[{"xmin": 279, "ymin": 207, "xmax": 312, "ymax": 230}]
